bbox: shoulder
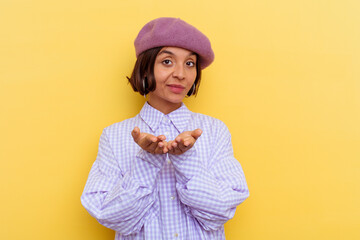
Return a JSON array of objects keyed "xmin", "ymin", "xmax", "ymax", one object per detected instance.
[
  {"xmin": 102, "ymin": 115, "xmax": 140, "ymax": 137},
  {"xmin": 190, "ymin": 112, "xmax": 230, "ymax": 136},
  {"xmin": 191, "ymin": 112, "xmax": 228, "ymax": 128}
]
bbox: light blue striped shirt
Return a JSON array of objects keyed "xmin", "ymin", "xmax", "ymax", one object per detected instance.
[{"xmin": 81, "ymin": 102, "xmax": 249, "ymax": 240}]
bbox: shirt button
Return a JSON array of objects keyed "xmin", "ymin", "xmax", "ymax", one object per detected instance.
[
  {"xmin": 174, "ymin": 233, "xmax": 178, "ymax": 237},
  {"xmin": 167, "ymin": 160, "xmax": 171, "ymax": 164},
  {"xmin": 170, "ymin": 196, "xmax": 175, "ymax": 200},
  {"xmin": 165, "ymin": 131, "xmax": 170, "ymax": 136}
]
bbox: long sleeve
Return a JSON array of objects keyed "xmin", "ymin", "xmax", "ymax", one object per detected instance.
[
  {"xmin": 81, "ymin": 103, "xmax": 249, "ymax": 240},
  {"xmin": 80, "ymin": 129, "xmax": 164, "ymax": 235},
  {"xmin": 169, "ymin": 122, "xmax": 249, "ymax": 231}
]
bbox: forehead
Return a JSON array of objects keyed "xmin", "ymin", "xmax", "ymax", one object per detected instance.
[{"xmin": 157, "ymin": 46, "xmax": 196, "ymax": 58}]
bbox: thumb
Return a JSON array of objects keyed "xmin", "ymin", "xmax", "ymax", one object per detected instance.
[
  {"xmin": 191, "ymin": 129, "xmax": 202, "ymax": 140},
  {"xmin": 131, "ymin": 127, "xmax": 141, "ymax": 142}
]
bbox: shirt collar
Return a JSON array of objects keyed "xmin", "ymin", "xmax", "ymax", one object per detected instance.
[{"xmin": 139, "ymin": 102, "xmax": 192, "ymax": 133}]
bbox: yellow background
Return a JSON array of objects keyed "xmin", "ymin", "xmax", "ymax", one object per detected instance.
[{"xmin": 1, "ymin": 0, "xmax": 359, "ymax": 239}]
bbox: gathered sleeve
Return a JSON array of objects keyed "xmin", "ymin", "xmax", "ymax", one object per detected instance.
[
  {"xmin": 169, "ymin": 122, "xmax": 249, "ymax": 231},
  {"xmin": 80, "ymin": 128, "xmax": 164, "ymax": 235}
]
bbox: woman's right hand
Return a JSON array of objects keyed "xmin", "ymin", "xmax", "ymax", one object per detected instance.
[{"xmin": 131, "ymin": 127, "xmax": 168, "ymax": 154}]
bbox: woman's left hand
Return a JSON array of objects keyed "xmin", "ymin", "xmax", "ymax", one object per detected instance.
[{"xmin": 167, "ymin": 129, "xmax": 202, "ymax": 155}]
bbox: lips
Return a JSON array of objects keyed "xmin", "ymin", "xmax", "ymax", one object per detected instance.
[{"xmin": 167, "ymin": 84, "xmax": 185, "ymax": 94}]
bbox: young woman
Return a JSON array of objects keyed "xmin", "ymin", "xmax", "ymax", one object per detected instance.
[{"xmin": 81, "ymin": 17, "xmax": 249, "ymax": 240}]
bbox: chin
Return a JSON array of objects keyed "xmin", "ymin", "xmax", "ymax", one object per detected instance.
[
  {"xmin": 167, "ymin": 96, "xmax": 185, "ymax": 104},
  {"xmin": 168, "ymin": 99, "xmax": 184, "ymax": 104}
]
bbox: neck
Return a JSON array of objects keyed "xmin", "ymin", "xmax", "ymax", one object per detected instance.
[{"xmin": 147, "ymin": 99, "xmax": 182, "ymax": 115}]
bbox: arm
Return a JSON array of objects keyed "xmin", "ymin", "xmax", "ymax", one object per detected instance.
[
  {"xmin": 80, "ymin": 128, "xmax": 165, "ymax": 235},
  {"xmin": 168, "ymin": 123, "xmax": 249, "ymax": 231}
]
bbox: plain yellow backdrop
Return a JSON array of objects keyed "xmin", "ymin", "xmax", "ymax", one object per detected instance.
[{"xmin": 1, "ymin": 0, "xmax": 359, "ymax": 239}]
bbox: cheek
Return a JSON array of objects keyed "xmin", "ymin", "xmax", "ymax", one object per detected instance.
[
  {"xmin": 189, "ymin": 70, "xmax": 197, "ymax": 83},
  {"xmin": 154, "ymin": 74, "xmax": 165, "ymax": 87},
  {"xmin": 154, "ymin": 70, "xmax": 170, "ymax": 85}
]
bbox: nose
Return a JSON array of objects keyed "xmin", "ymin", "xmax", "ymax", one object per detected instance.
[{"xmin": 172, "ymin": 64, "xmax": 185, "ymax": 80}]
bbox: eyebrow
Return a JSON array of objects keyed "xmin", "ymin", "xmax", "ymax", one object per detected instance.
[{"xmin": 158, "ymin": 50, "xmax": 196, "ymax": 57}]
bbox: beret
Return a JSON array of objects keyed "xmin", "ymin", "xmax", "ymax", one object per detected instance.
[{"xmin": 134, "ymin": 17, "xmax": 214, "ymax": 69}]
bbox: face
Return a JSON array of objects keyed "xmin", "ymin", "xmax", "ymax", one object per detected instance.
[{"xmin": 148, "ymin": 46, "xmax": 197, "ymax": 113}]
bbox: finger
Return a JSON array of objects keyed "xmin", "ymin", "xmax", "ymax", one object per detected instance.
[
  {"xmin": 168, "ymin": 148, "xmax": 174, "ymax": 155},
  {"xmin": 178, "ymin": 141, "xmax": 188, "ymax": 152},
  {"xmin": 187, "ymin": 134, "xmax": 199, "ymax": 146},
  {"xmin": 153, "ymin": 144, "xmax": 162, "ymax": 154},
  {"xmin": 167, "ymin": 140, "xmax": 184, "ymax": 155},
  {"xmin": 171, "ymin": 138, "xmax": 184, "ymax": 152},
  {"xmin": 157, "ymin": 135, "xmax": 166, "ymax": 141},
  {"xmin": 181, "ymin": 136, "xmax": 196, "ymax": 151},
  {"xmin": 174, "ymin": 144, "xmax": 184, "ymax": 154},
  {"xmin": 146, "ymin": 134, "xmax": 158, "ymax": 144},
  {"xmin": 175, "ymin": 136, "xmax": 182, "ymax": 143},
  {"xmin": 154, "ymin": 140, "xmax": 168, "ymax": 154},
  {"xmin": 162, "ymin": 145, "xmax": 168, "ymax": 153},
  {"xmin": 166, "ymin": 141, "xmax": 173, "ymax": 151},
  {"xmin": 140, "ymin": 134, "xmax": 157, "ymax": 149},
  {"xmin": 168, "ymin": 141, "xmax": 178, "ymax": 153},
  {"xmin": 168, "ymin": 144, "xmax": 178, "ymax": 155},
  {"xmin": 157, "ymin": 141, "xmax": 168, "ymax": 154},
  {"xmin": 147, "ymin": 141, "xmax": 159, "ymax": 153},
  {"xmin": 182, "ymin": 136, "xmax": 193, "ymax": 147}
]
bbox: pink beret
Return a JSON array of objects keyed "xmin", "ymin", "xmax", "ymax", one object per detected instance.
[{"xmin": 134, "ymin": 17, "xmax": 214, "ymax": 69}]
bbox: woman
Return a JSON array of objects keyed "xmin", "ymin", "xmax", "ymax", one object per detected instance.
[{"xmin": 81, "ymin": 17, "xmax": 249, "ymax": 240}]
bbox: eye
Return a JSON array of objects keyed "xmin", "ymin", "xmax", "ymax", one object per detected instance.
[
  {"xmin": 162, "ymin": 59, "xmax": 172, "ymax": 65},
  {"xmin": 186, "ymin": 61, "xmax": 195, "ymax": 67}
]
